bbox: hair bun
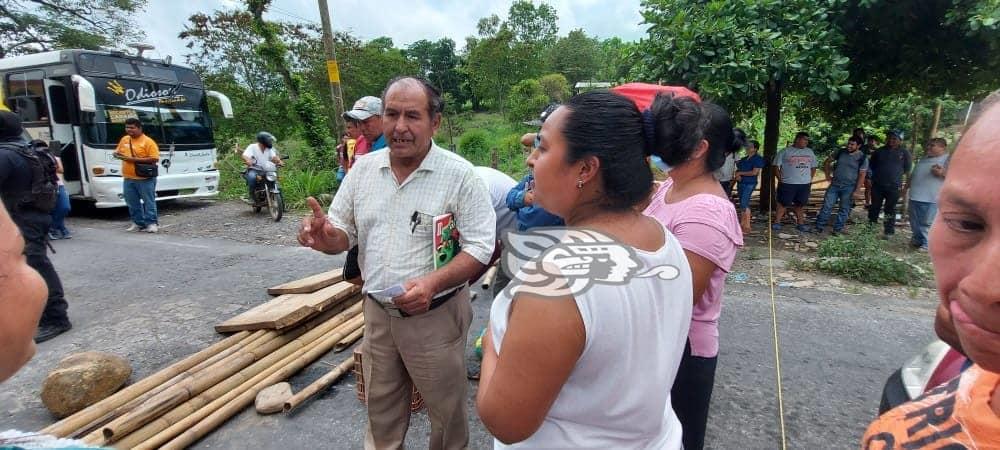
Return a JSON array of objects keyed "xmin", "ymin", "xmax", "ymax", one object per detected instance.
[{"xmin": 641, "ymin": 109, "xmax": 656, "ymax": 156}]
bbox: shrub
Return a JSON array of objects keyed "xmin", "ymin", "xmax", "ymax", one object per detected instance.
[
  {"xmin": 507, "ymin": 79, "xmax": 550, "ymax": 123},
  {"xmin": 539, "ymin": 73, "xmax": 571, "ymax": 102},
  {"xmin": 458, "ymin": 129, "xmax": 492, "ymax": 162},
  {"xmin": 282, "ymin": 169, "xmax": 336, "ymax": 210},
  {"xmin": 803, "ymin": 230, "xmax": 925, "ymax": 285}
]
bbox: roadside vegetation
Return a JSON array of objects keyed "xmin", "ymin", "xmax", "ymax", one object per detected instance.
[{"xmin": 792, "ymin": 227, "xmax": 931, "ymax": 286}]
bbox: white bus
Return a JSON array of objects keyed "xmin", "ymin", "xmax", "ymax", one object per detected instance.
[{"xmin": 0, "ymin": 49, "xmax": 233, "ymax": 207}]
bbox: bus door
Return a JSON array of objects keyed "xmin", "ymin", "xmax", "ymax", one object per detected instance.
[{"xmin": 43, "ymin": 79, "xmax": 82, "ymax": 194}]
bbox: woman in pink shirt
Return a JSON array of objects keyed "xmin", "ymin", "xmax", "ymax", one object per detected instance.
[{"xmin": 642, "ymin": 95, "xmax": 744, "ymax": 450}]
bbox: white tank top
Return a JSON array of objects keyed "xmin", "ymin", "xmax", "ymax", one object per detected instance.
[{"xmin": 489, "ymin": 225, "xmax": 693, "ymax": 449}]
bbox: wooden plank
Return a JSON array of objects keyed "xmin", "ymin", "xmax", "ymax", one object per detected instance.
[
  {"xmin": 216, "ymin": 282, "xmax": 361, "ymax": 333},
  {"xmin": 267, "ymin": 269, "xmax": 344, "ymax": 295}
]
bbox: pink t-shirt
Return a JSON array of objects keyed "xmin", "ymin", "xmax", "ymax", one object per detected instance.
[{"xmin": 643, "ymin": 179, "xmax": 743, "ymax": 357}]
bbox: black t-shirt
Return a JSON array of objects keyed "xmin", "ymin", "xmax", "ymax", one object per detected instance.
[
  {"xmin": 0, "ymin": 141, "xmax": 52, "ymax": 241},
  {"xmin": 869, "ymin": 146, "xmax": 913, "ymax": 187}
]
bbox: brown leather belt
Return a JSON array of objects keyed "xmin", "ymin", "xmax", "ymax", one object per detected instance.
[{"xmin": 367, "ymin": 287, "xmax": 460, "ymax": 318}]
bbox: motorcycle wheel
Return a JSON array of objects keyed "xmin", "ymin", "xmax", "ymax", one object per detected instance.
[{"xmin": 267, "ymin": 191, "xmax": 284, "ymax": 222}]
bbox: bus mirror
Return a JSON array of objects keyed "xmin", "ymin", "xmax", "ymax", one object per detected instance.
[
  {"xmin": 71, "ymin": 75, "xmax": 97, "ymax": 113},
  {"xmin": 207, "ymin": 91, "xmax": 233, "ymax": 119}
]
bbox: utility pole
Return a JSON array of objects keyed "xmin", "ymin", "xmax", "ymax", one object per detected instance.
[{"xmin": 317, "ymin": 0, "xmax": 346, "ymax": 133}]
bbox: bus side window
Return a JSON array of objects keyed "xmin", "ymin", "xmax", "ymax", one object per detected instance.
[{"xmin": 6, "ymin": 71, "xmax": 49, "ymax": 124}]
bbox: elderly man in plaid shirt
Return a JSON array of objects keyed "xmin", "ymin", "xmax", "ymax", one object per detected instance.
[{"xmin": 299, "ymin": 76, "xmax": 495, "ymax": 449}]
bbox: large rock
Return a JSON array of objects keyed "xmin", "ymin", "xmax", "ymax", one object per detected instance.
[
  {"xmin": 41, "ymin": 351, "xmax": 131, "ymax": 418},
  {"xmin": 255, "ymin": 382, "xmax": 293, "ymax": 414}
]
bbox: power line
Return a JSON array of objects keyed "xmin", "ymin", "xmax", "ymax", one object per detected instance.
[{"xmin": 269, "ymin": 5, "xmax": 320, "ymax": 25}]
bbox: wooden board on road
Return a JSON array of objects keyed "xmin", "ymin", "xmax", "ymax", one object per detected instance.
[
  {"xmin": 216, "ymin": 282, "xmax": 361, "ymax": 333},
  {"xmin": 267, "ymin": 269, "xmax": 344, "ymax": 295}
]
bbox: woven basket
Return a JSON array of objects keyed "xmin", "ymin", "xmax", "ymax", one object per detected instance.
[{"xmin": 353, "ymin": 348, "xmax": 425, "ymax": 412}]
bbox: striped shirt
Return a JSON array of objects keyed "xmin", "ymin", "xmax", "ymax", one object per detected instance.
[{"xmin": 328, "ymin": 142, "xmax": 496, "ymax": 294}]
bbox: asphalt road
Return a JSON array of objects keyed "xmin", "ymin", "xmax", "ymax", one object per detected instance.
[{"xmin": 0, "ymin": 214, "xmax": 939, "ymax": 449}]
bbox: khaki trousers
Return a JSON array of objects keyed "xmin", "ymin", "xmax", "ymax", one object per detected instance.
[{"xmin": 362, "ymin": 287, "xmax": 472, "ymax": 450}]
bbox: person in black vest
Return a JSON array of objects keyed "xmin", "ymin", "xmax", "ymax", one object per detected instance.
[{"xmin": 0, "ymin": 111, "xmax": 72, "ymax": 342}]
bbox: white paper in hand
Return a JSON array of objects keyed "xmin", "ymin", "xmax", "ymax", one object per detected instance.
[{"xmin": 367, "ymin": 284, "xmax": 406, "ymax": 303}]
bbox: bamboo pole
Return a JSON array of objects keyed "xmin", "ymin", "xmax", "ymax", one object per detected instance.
[
  {"xmin": 40, "ymin": 330, "xmax": 252, "ymax": 438},
  {"xmin": 69, "ymin": 330, "xmax": 270, "ymax": 438},
  {"xmin": 150, "ymin": 314, "xmax": 366, "ymax": 450},
  {"xmin": 481, "ymin": 265, "xmax": 499, "ymax": 290},
  {"xmin": 89, "ymin": 302, "xmax": 353, "ymax": 446},
  {"xmin": 118, "ymin": 306, "xmax": 363, "ymax": 449},
  {"xmin": 334, "ymin": 326, "xmax": 364, "ymax": 353},
  {"xmin": 282, "ymin": 355, "xmax": 355, "ymax": 412}
]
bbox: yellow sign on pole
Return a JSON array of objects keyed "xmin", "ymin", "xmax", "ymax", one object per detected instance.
[{"xmin": 326, "ymin": 60, "xmax": 341, "ymax": 83}]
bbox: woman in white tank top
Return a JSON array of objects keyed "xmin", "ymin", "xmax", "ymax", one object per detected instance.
[{"xmin": 477, "ymin": 92, "xmax": 693, "ymax": 449}]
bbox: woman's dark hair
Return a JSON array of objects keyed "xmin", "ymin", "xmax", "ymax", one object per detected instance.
[
  {"xmin": 748, "ymin": 139, "xmax": 761, "ymax": 151},
  {"xmin": 560, "ymin": 91, "xmax": 652, "ymax": 211},
  {"xmin": 648, "ymin": 94, "xmax": 735, "ymax": 172}
]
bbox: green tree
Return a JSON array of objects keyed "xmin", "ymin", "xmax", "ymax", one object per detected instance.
[
  {"xmin": 549, "ymin": 29, "xmax": 601, "ymax": 86},
  {"xmin": 506, "ymin": 0, "xmax": 559, "ymax": 46},
  {"xmin": 538, "ymin": 73, "xmax": 571, "ymax": 102},
  {"xmin": 245, "ymin": 0, "xmax": 334, "ymax": 168},
  {"xmin": 463, "ymin": 2, "xmax": 560, "ymax": 113},
  {"xmin": 405, "ymin": 38, "xmax": 463, "ymax": 105},
  {"xmin": 635, "ymin": 0, "xmax": 852, "ymax": 212},
  {"xmin": 840, "ymin": 0, "xmax": 1000, "ymax": 101},
  {"xmin": 508, "ymin": 78, "xmax": 550, "ymax": 122},
  {"xmin": 596, "ymin": 37, "xmax": 638, "ymax": 83},
  {"xmin": 0, "ymin": 0, "xmax": 148, "ymax": 57}
]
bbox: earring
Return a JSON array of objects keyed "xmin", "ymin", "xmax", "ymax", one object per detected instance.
[{"xmin": 576, "ymin": 179, "xmax": 584, "ymax": 189}]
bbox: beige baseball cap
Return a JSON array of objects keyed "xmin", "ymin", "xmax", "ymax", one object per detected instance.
[{"xmin": 343, "ymin": 96, "xmax": 383, "ymax": 121}]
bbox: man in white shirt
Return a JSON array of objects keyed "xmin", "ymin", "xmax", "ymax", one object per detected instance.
[
  {"xmin": 241, "ymin": 131, "xmax": 282, "ymax": 198},
  {"xmin": 298, "ymin": 77, "xmax": 495, "ymax": 449}
]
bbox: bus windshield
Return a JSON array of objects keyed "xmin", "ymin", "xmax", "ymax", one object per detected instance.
[{"xmin": 83, "ymin": 77, "xmax": 213, "ymax": 148}]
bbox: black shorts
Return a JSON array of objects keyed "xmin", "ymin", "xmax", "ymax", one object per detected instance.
[
  {"xmin": 777, "ymin": 183, "xmax": 811, "ymax": 207},
  {"xmin": 344, "ymin": 245, "xmax": 362, "ymax": 281}
]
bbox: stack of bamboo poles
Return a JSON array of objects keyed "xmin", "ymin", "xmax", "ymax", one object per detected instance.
[{"xmin": 39, "ymin": 292, "xmax": 366, "ymax": 449}]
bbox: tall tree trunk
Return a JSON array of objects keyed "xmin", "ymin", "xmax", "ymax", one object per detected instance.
[
  {"xmin": 759, "ymin": 78, "xmax": 782, "ymax": 215},
  {"xmin": 930, "ymin": 100, "xmax": 942, "ymax": 138}
]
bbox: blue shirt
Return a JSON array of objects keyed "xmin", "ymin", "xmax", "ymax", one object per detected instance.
[
  {"xmin": 370, "ymin": 134, "xmax": 387, "ymax": 152},
  {"xmin": 505, "ymin": 173, "xmax": 564, "ymax": 231},
  {"xmin": 736, "ymin": 154, "xmax": 766, "ymax": 184}
]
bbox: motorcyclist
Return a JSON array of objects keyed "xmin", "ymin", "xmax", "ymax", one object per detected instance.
[{"xmin": 242, "ymin": 132, "xmax": 282, "ymax": 200}]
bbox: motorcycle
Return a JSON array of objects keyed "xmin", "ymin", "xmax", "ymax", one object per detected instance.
[{"xmin": 246, "ymin": 156, "xmax": 288, "ymax": 222}]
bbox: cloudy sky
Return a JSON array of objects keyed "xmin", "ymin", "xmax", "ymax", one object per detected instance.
[{"xmin": 133, "ymin": 0, "xmax": 647, "ymax": 61}]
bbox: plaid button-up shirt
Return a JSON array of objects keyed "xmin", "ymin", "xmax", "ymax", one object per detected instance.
[{"xmin": 328, "ymin": 142, "xmax": 496, "ymax": 295}]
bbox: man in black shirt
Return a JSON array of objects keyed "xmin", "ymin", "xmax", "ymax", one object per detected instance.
[
  {"xmin": 867, "ymin": 130, "xmax": 913, "ymax": 237},
  {"xmin": 0, "ymin": 111, "xmax": 72, "ymax": 342}
]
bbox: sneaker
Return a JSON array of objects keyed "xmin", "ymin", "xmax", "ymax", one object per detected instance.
[
  {"xmin": 48, "ymin": 231, "xmax": 63, "ymax": 240},
  {"xmin": 35, "ymin": 323, "xmax": 72, "ymax": 343},
  {"xmin": 144, "ymin": 224, "xmax": 159, "ymax": 233},
  {"xmin": 126, "ymin": 224, "xmax": 141, "ymax": 232},
  {"xmin": 796, "ymin": 224, "xmax": 810, "ymax": 233},
  {"xmin": 771, "ymin": 223, "xmax": 783, "ymax": 231},
  {"xmin": 832, "ymin": 229, "xmax": 843, "ymax": 236},
  {"xmin": 917, "ymin": 246, "xmax": 929, "ymax": 253},
  {"xmin": 810, "ymin": 227, "xmax": 823, "ymax": 234},
  {"xmin": 60, "ymin": 230, "xmax": 72, "ymax": 239}
]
